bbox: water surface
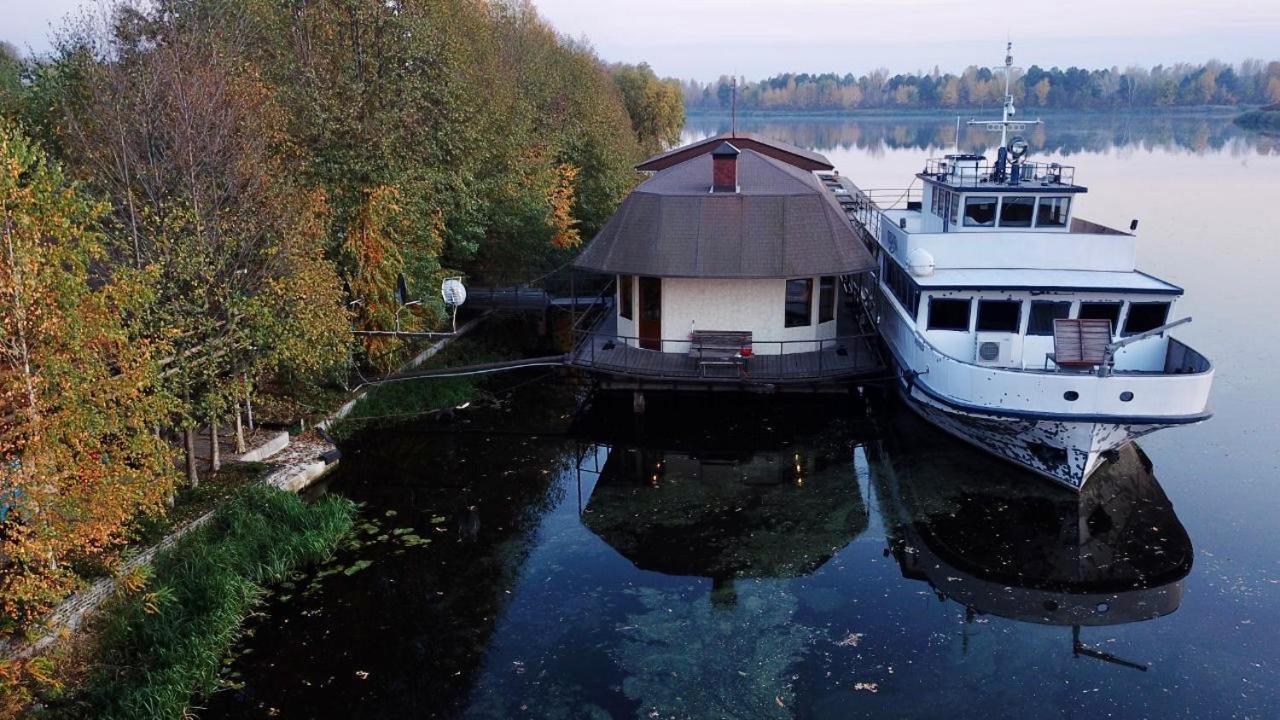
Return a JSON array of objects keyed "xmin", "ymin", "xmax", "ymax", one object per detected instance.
[{"xmin": 205, "ymin": 114, "xmax": 1280, "ymax": 719}]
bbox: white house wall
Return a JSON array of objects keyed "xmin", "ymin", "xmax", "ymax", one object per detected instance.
[{"xmin": 661, "ymin": 277, "xmax": 836, "ymax": 354}]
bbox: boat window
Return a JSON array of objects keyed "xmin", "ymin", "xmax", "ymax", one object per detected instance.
[
  {"xmin": 1027, "ymin": 300, "xmax": 1071, "ymax": 335},
  {"xmin": 928, "ymin": 298, "xmax": 971, "ymax": 331},
  {"xmin": 1078, "ymin": 302, "xmax": 1122, "ymax": 335},
  {"xmin": 619, "ymin": 275, "xmax": 633, "ymax": 320},
  {"xmin": 963, "ymin": 196, "xmax": 998, "ymax": 227},
  {"xmin": 999, "ymin": 196, "xmax": 1035, "ymax": 227},
  {"xmin": 819, "ymin": 276, "xmax": 836, "ymax": 323},
  {"xmin": 1036, "ymin": 197, "xmax": 1070, "ymax": 227},
  {"xmin": 785, "ymin": 278, "xmax": 813, "ymax": 328},
  {"xmin": 880, "ymin": 255, "xmax": 921, "ymax": 319},
  {"xmin": 976, "ymin": 299, "xmax": 1022, "ymax": 332},
  {"xmin": 949, "ymin": 192, "xmax": 960, "ymax": 225},
  {"xmin": 1123, "ymin": 301, "xmax": 1171, "ymax": 335}
]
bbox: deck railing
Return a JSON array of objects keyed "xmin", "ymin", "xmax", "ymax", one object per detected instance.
[
  {"xmin": 921, "ymin": 158, "xmax": 1077, "ymax": 187},
  {"xmin": 569, "ymin": 328, "xmax": 882, "ymax": 382}
]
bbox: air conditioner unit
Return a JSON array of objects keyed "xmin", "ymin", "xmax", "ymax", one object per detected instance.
[{"xmin": 975, "ymin": 333, "xmax": 1013, "ymax": 367}]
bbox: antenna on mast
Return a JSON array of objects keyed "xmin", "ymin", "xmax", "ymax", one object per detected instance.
[{"xmin": 967, "ymin": 42, "xmax": 1042, "ymax": 150}]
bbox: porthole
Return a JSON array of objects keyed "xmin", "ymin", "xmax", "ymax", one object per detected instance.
[
  {"xmin": 1096, "ymin": 602, "xmax": 1111, "ymax": 614},
  {"xmin": 1119, "ymin": 391, "xmax": 1134, "ymax": 402},
  {"xmin": 1063, "ymin": 391, "xmax": 1079, "ymax": 401}
]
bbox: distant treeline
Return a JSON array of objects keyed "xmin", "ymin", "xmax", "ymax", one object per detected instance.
[{"xmin": 682, "ymin": 61, "xmax": 1280, "ymax": 112}]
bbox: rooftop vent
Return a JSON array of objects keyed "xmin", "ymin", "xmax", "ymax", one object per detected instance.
[{"xmin": 712, "ymin": 141, "xmax": 739, "ymax": 193}]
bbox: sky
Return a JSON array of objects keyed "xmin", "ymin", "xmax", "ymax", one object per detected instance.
[{"xmin": 4, "ymin": 0, "xmax": 1279, "ymax": 80}]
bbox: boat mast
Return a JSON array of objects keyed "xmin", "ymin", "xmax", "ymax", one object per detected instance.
[{"xmin": 967, "ymin": 43, "xmax": 1041, "ymax": 146}]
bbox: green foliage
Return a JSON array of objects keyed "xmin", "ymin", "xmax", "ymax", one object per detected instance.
[
  {"xmin": 68, "ymin": 485, "xmax": 355, "ymax": 720},
  {"xmin": 610, "ymin": 62, "xmax": 685, "ymax": 153}
]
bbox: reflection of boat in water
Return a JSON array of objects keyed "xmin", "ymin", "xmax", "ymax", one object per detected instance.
[
  {"xmin": 872, "ymin": 405, "xmax": 1192, "ymax": 667},
  {"xmin": 572, "ymin": 394, "xmax": 869, "ymax": 589}
]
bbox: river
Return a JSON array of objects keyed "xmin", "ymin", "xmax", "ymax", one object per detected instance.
[{"xmin": 203, "ymin": 113, "xmax": 1280, "ymax": 719}]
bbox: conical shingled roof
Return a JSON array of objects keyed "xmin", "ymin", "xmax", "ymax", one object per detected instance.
[{"xmin": 573, "ymin": 149, "xmax": 874, "ymax": 278}]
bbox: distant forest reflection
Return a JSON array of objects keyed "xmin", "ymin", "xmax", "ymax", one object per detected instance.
[{"xmin": 684, "ymin": 112, "xmax": 1277, "ymax": 156}]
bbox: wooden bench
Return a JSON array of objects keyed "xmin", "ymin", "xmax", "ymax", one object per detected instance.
[
  {"xmin": 690, "ymin": 330, "xmax": 752, "ymax": 378},
  {"xmin": 1048, "ymin": 318, "xmax": 1113, "ymax": 370}
]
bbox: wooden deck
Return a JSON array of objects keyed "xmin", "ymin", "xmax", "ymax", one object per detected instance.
[{"xmin": 567, "ymin": 302, "xmax": 884, "ymax": 387}]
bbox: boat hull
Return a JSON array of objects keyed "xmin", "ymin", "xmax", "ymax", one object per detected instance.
[{"xmin": 895, "ymin": 372, "xmax": 1165, "ymax": 490}]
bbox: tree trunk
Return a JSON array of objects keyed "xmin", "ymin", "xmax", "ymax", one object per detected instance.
[
  {"xmin": 234, "ymin": 403, "xmax": 246, "ymax": 454},
  {"xmin": 209, "ymin": 418, "xmax": 220, "ymax": 473},
  {"xmin": 184, "ymin": 426, "xmax": 199, "ymax": 488},
  {"xmin": 244, "ymin": 381, "xmax": 255, "ymax": 431}
]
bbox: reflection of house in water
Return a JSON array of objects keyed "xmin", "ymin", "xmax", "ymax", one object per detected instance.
[
  {"xmin": 573, "ymin": 395, "xmax": 870, "ymax": 601},
  {"xmin": 872, "ymin": 410, "xmax": 1192, "ymax": 669}
]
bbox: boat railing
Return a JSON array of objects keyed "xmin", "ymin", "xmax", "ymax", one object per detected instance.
[
  {"xmin": 822, "ymin": 176, "xmax": 896, "ymax": 244},
  {"xmin": 922, "ymin": 158, "xmax": 1076, "ymax": 187},
  {"xmin": 569, "ymin": 328, "xmax": 882, "ymax": 381}
]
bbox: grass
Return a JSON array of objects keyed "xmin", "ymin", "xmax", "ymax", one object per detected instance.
[
  {"xmin": 47, "ymin": 485, "xmax": 355, "ymax": 720},
  {"xmin": 328, "ymin": 316, "xmax": 539, "ymax": 441}
]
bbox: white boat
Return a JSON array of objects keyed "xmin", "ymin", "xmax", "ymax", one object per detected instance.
[{"xmin": 829, "ymin": 45, "xmax": 1214, "ymax": 490}]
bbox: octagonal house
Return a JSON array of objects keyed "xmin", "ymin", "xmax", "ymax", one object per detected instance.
[{"xmin": 570, "ymin": 136, "xmax": 880, "ymax": 387}]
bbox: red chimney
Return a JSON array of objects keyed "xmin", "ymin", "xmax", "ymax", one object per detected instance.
[{"xmin": 712, "ymin": 141, "xmax": 739, "ymax": 193}]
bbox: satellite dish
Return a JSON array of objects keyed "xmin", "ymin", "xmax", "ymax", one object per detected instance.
[
  {"xmin": 442, "ymin": 277, "xmax": 467, "ymax": 306},
  {"xmin": 1008, "ymin": 136, "xmax": 1030, "ymax": 160}
]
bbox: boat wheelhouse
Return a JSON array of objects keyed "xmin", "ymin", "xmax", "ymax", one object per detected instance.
[
  {"xmin": 569, "ymin": 136, "xmax": 883, "ymax": 388},
  {"xmin": 833, "ymin": 46, "xmax": 1214, "ymax": 490}
]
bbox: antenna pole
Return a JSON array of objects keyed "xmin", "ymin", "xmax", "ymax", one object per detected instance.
[
  {"xmin": 1000, "ymin": 42, "xmax": 1013, "ymax": 148},
  {"xmin": 955, "ymin": 115, "xmax": 961, "ymax": 153},
  {"xmin": 731, "ymin": 76, "xmax": 738, "ymax": 137}
]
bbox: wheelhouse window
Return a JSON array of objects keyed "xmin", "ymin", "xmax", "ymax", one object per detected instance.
[
  {"xmin": 999, "ymin": 196, "xmax": 1035, "ymax": 227},
  {"xmin": 976, "ymin": 299, "xmax": 1022, "ymax": 332},
  {"xmin": 785, "ymin": 278, "xmax": 813, "ymax": 328},
  {"xmin": 963, "ymin": 196, "xmax": 997, "ymax": 227},
  {"xmin": 1079, "ymin": 302, "xmax": 1122, "ymax": 334},
  {"xmin": 1123, "ymin": 301, "xmax": 1171, "ymax": 335},
  {"xmin": 880, "ymin": 255, "xmax": 920, "ymax": 318},
  {"xmin": 1036, "ymin": 197, "xmax": 1070, "ymax": 227},
  {"xmin": 928, "ymin": 298, "xmax": 971, "ymax": 331},
  {"xmin": 818, "ymin": 276, "xmax": 836, "ymax": 323},
  {"xmin": 1027, "ymin": 300, "xmax": 1071, "ymax": 335},
  {"xmin": 619, "ymin": 275, "xmax": 633, "ymax": 320}
]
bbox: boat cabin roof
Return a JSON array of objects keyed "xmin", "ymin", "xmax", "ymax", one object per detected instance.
[
  {"xmin": 913, "ymin": 268, "xmax": 1182, "ymax": 295},
  {"xmin": 918, "ymin": 155, "xmax": 1087, "ymax": 194}
]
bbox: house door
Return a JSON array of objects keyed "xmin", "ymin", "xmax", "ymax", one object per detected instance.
[{"xmin": 638, "ymin": 276, "xmax": 661, "ymax": 351}]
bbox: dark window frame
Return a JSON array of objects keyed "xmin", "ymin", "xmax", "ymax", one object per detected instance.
[
  {"xmin": 976, "ymin": 299, "xmax": 1023, "ymax": 333},
  {"xmin": 879, "ymin": 255, "xmax": 920, "ymax": 319},
  {"xmin": 1036, "ymin": 196, "xmax": 1071, "ymax": 227},
  {"xmin": 1027, "ymin": 300, "xmax": 1072, "ymax": 336},
  {"xmin": 927, "ymin": 297, "xmax": 972, "ymax": 331},
  {"xmin": 999, "ymin": 196, "xmax": 1036, "ymax": 228},
  {"xmin": 1122, "ymin": 301, "xmax": 1171, "ymax": 336},
  {"xmin": 785, "ymin": 278, "xmax": 814, "ymax": 328},
  {"xmin": 619, "ymin": 275, "xmax": 634, "ymax": 320},
  {"xmin": 1078, "ymin": 301, "xmax": 1123, "ymax": 335},
  {"xmin": 963, "ymin": 196, "xmax": 998, "ymax": 227},
  {"xmin": 818, "ymin": 276, "xmax": 836, "ymax": 323}
]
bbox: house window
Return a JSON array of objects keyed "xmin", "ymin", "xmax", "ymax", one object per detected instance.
[
  {"xmin": 1027, "ymin": 300, "xmax": 1071, "ymax": 335},
  {"xmin": 1036, "ymin": 197, "xmax": 1070, "ymax": 227},
  {"xmin": 963, "ymin": 196, "xmax": 998, "ymax": 227},
  {"xmin": 976, "ymin": 300, "xmax": 1022, "ymax": 332},
  {"xmin": 819, "ymin": 276, "xmax": 836, "ymax": 323},
  {"xmin": 928, "ymin": 298, "xmax": 971, "ymax": 331},
  {"xmin": 999, "ymin": 196, "xmax": 1035, "ymax": 227},
  {"xmin": 1079, "ymin": 302, "xmax": 1123, "ymax": 334},
  {"xmin": 619, "ymin": 275, "xmax": 633, "ymax": 320},
  {"xmin": 1123, "ymin": 302, "xmax": 1171, "ymax": 335},
  {"xmin": 785, "ymin": 278, "xmax": 813, "ymax": 328}
]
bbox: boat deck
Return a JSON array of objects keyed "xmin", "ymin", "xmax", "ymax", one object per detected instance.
[{"xmin": 567, "ymin": 297, "xmax": 885, "ymax": 388}]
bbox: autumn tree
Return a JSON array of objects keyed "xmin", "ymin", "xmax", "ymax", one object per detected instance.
[
  {"xmin": 610, "ymin": 62, "xmax": 685, "ymax": 154},
  {"xmin": 0, "ymin": 119, "xmax": 175, "ymax": 624}
]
